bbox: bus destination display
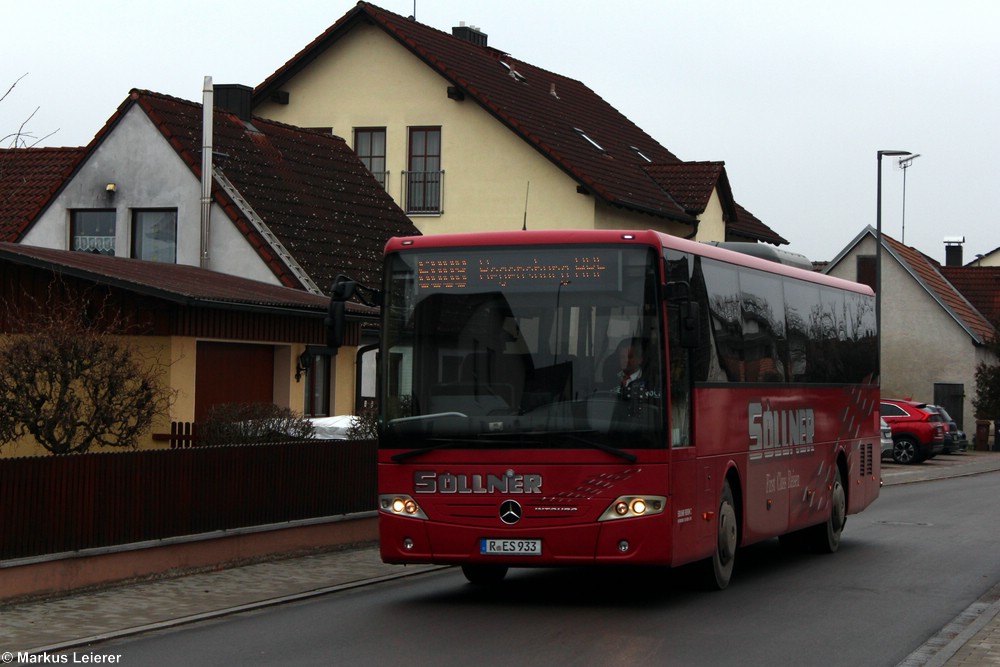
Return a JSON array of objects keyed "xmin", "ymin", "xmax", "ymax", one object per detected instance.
[{"xmin": 416, "ymin": 252, "xmax": 611, "ymax": 291}]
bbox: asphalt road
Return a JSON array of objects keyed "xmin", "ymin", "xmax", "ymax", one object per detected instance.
[{"xmin": 87, "ymin": 470, "xmax": 1000, "ymax": 667}]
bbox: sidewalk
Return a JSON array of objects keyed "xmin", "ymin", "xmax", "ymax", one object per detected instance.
[{"xmin": 2, "ymin": 451, "xmax": 999, "ymax": 663}]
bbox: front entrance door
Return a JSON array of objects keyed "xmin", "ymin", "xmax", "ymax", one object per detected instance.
[{"xmin": 933, "ymin": 383, "xmax": 965, "ymax": 429}]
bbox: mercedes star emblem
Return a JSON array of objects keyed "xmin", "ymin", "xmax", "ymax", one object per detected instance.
[{"xmin": 499, "ymin": 499, "xmax": 522, "ymax": 525}]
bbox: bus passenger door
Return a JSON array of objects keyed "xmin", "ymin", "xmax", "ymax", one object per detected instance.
[{"xmin": 669, "ymin": 446, "xmax": 705, "ymax": 565}]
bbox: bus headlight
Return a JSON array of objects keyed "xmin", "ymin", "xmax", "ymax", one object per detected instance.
[
  {"xmin": 379, "ymin": 494, "xmax": 428, "ymax": 520},
  {"xmin": 598, "ymin": 496, "xmax": 666, "ymax": 522}
]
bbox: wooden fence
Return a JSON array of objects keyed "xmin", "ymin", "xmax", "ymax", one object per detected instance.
[{"xmin": 0, "ymin": 439, "xmax": 377, "ymax": 561}]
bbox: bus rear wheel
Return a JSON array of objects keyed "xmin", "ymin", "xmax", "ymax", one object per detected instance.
[
  {"xmin": 705, "ymin": 480, "xmax": 738, "ymax": 590},
  {"xmin": 462, "ymin": 564, "xmax": 508, "ymax": 585},
  {"xmin": 807, "ymin": 466, "xmax": 846, "ymax": 554}
]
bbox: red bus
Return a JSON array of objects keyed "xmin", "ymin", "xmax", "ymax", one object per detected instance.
[{"xmin": 353, "ymin": 229, "xmax": 880, "ymax": 589}]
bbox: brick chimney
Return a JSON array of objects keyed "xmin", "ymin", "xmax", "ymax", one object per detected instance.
[
  {"xmin": 944, "ymin": 236, "xmax": 965, "ymax": 267},
  {"xmin": 213, "ymin": 84, "xmax": 253, "ymax": 122},
  {"xmin": 452, "ymin": 22, "xmax": 487, "ymax": 47}
]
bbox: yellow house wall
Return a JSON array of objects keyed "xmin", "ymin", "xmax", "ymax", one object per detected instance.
[
  {"xmin": 592, "ymin": 201, "xmax": 694, "ymax": 238},
  {"xmin": 332, "ymin": 347, "xmax": 357, "ymax": 415},
  {"xmin": 256, "ymin": 24, "xmax": 603, "ymax": 235},
  {"xmin": 967, "ymin": 248, "xmax": 1000, "ymax": 267},
  {"xmin": 168, "ymin": 337, "xmax": 197, "ymax": 427},
  {"xmin": 697, "ymin": 189, "xmax": 728, "ymax": 242}
]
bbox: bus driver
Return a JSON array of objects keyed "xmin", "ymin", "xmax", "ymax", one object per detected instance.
[{"xmin": 613, "ymin": 337, "xmax": 655, "ymax": 423}]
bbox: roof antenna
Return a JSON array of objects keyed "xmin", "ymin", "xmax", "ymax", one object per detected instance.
[{"xmin": 522, "ymin": 181, "xmax": 530, "ymax": 231}]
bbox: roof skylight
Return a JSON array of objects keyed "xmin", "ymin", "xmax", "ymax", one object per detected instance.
[
  {"xmin": 631, "ymin": 146, "xmax": 652, "ymax": 162},
  {"xmin": 574, "ymin": 128, "xmax": 605, "ymax": 152}
]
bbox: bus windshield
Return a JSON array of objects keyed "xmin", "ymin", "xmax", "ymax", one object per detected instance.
[{"xmin": 380, "ymin": 245, "xmax": 664, "ymax": 451}]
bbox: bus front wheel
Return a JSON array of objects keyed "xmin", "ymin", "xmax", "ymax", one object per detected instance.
[
  {"xmin": 705, "ymin": 480, "xmax": 738, "ymax": 590},
  {"xmin": 462, "ymin": 564, "xmax": 508, "ymax": 585}
]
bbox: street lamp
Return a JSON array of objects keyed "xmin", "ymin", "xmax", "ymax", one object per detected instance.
[{"xmin": 876, "ymin": 149, "xmax": 912, "ymax": 382}]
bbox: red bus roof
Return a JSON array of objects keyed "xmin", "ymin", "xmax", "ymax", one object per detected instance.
[{"xmin": 384, "ymin": 230, "xmax": 873, "ymax": 296}]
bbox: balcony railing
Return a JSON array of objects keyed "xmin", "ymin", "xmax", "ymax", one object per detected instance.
[{"xmin": 402, "ymin": 170, "xmax": 444, "ymax": 215}]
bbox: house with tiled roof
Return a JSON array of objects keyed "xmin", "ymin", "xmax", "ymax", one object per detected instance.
[
  {"xmin": 0, "ymin": 241, "xmax": 357, "ymax": 456},
  {"xmin": 825, "ymin": 226, "xmax": 998, "ymax": 430},
  {"xmin": 14, "ymin": 86, "xmax": 418, "ymax": 292},
  {"xmin": 251, "ymin": 2, "xmax": 786, "ymax": 245},
  {"xmin": 0, "ymin": 86, "xmax": 420, "ymax": 454}
]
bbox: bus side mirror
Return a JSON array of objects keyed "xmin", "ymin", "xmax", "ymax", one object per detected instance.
[
  {"xmin": 325, "ymin": 274, "xmax": 382, "ymax": 353},
  {"xmin": 679, "ymin": 301, "xmax": 701, "ymax": 349},
  {"xmin": 665, "ymin": 281, "xmax": 701, "ymax": 349},
  {"xmin": 325, "ymin": 301, "xmax": 345, "ymax": 350},
  {"xmin": 325, "ymin": 276, "xmax": 357, "ymax": 352}
]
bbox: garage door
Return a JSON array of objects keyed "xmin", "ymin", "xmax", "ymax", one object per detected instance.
[{"xmin": 195, "ymin": 342, "xmax": 274, "ymax": 423}]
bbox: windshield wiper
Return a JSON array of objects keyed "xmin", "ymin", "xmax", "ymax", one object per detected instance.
[
  {"xmin": 562, "ymin": 432, "xmax": 637, "ymax": 462},
  {"xmin": 390, "ymin": 433, "xmax": 637, "ymax": 463},
  {"xmin": 390, "ymin": 439, "xmax": 472, "ymax": 462}
]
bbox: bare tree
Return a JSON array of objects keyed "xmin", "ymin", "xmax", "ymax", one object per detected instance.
[
  {"xmin": 2, "ymin": 73, "xmax": 58, "ymax": 149},
  {"xmin": 0, "ymin": 290, "xmax": 173, "ymax": 455}
]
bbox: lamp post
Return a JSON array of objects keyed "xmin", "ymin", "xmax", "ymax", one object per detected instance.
[{"xmin": 876, "ymin": 149, "xmax": 912, "ymax": 382}]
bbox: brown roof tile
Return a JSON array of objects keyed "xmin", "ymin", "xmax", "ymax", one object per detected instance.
[
  {"xmin": 884, "ymin": 234, "xmax": 995, "ymax": 342},
  {"xmin": 731, "ymin": 203, "xmax": 787, "ymax": 245},
  {"xmin": 643, "ymin": 162, "xmax": 727, "ymax": 216},
  {"xmin": 940, "ymin": 265, "xmax": 1000, "ymax": 326},
  {"xmin": 0, "ymin": 242, "xmax": 332, "ymax": 310},
  {"xmin": 0, "ymin": 147, "xmax": 86, "ymax": 242}
]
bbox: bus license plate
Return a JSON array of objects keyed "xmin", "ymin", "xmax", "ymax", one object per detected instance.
[{"xmin": 480, "ymin": 538, "xmax": 542, "ymax": 556}]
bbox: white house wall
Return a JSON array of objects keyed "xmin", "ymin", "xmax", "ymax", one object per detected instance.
[{"xmin": 23, "ymin": 105, "xmax": 280, "ymax": 286}]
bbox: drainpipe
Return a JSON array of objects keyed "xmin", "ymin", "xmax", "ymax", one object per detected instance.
[
  {"xmin": 200, "ymin": 76, "xmax": 213, "ymax": 269},
  {"xmin": 684, "ymin": 217, "xmax": 700, "ymax": 240}
]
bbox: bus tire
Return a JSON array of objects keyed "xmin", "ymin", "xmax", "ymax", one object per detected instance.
[
  {"xmin": 808, "ymin": 466, "xmax": 846, "ymax": 554},
  {"xmin": 462, "ymin": 564, "xmax": 508, "ymax": 585},
  {"xmin": 705, "ymin": 480, "xmax": 738, "ymax": 590}
]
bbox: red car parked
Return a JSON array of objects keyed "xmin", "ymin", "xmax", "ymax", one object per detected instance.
[{"xmin": 879, "ymin": 398, "xmax": 946, "ymax": 464}]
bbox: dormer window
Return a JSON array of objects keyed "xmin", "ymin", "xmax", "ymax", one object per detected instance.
[
  {"xmin": 574, "ymin": 128, "xmax": 605, "ymax": 153},
  {"xmin": 631, "ymin": 146, "xmax": 652, "ymax": 163}
]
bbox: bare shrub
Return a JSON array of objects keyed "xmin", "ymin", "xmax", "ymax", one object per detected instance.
[{"xmin": 198, "ymin": 402, "xmax": 315, "ymax": 447}]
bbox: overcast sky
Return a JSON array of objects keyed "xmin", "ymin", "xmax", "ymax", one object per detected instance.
[{"xmin": 4, "ymin": 0, "xmax": 998, "ymax": 263}]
